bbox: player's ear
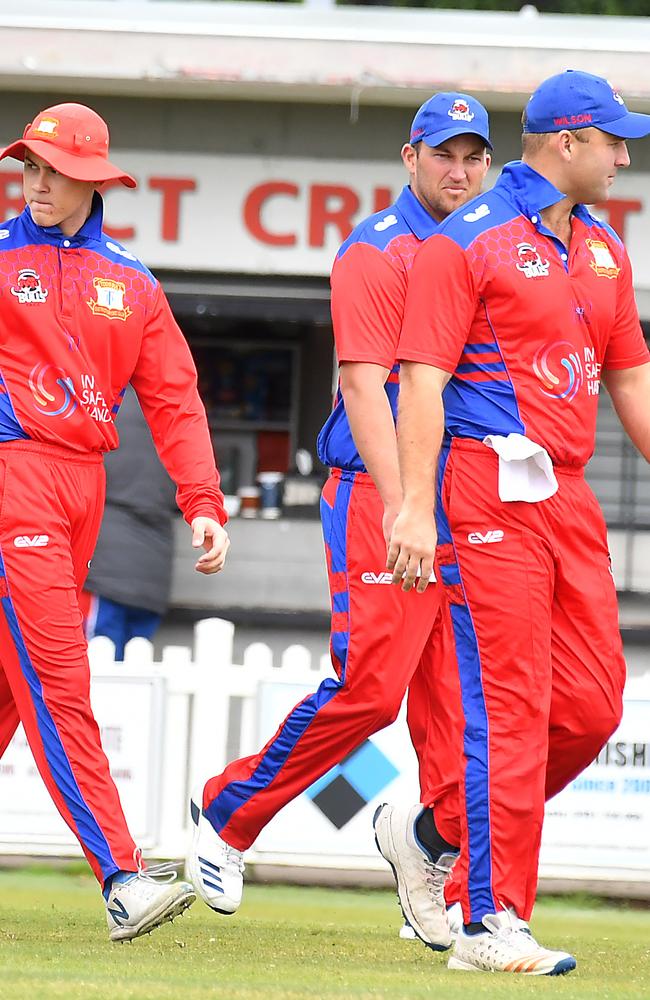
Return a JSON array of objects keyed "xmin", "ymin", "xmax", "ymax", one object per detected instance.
[
  {"xmin": 401, "ymin": 143, "xmax": 417, "ymax": 174},
  {"xmin": 558, "ymin": 130, "xmax": 573, "ymax": 161}
]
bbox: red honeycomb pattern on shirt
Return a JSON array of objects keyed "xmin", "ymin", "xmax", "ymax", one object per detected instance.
[
  {"xmin": 0, "ymin": 244, "xmax": 155, "ymax": 318},
  {"xmin": 384, "ymin": 232, "xmax": 421, "ymax": 272},
  {"xmin": 465, "ymin": 217, "xmax": 538, "ymax": 276}
]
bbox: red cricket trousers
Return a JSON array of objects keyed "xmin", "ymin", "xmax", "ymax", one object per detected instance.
[
  {"xmin": 0, "ymin": 441, "xmax": 138, "ymax": 884},
  {"xmin": 203, "ymin": 470, "xmax": 461, "ymax": 851},
  {"xmin": 434, "ymin": 439, "xmax": 625, "ymax": 923}
]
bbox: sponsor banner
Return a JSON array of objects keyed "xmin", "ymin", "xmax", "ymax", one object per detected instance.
[
  {"xmin": 0, "ymin": 674, "xmax": 165, "ymax": 849},
  {"xmin": 252, "ymin": 681, "xmax": 419, "ymax": 859},
  {"xmin": 1, "ymin": 156, "xmax": 649, "ymax": 283},
  {"xmin": 253, "ymin": 680, "xmax": 650, "ymax": 883},
  {"xmin": 0, "ymin": 668, "xmax": 647, "ymax": 884},
  {"xmin": 541, "ymin": 692, "xmax": 650, "ymax": 877}
]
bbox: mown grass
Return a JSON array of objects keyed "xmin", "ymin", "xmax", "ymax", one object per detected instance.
[{"xmin": 0, "ymin": 869, "xmax": 648, "ymax": 999}]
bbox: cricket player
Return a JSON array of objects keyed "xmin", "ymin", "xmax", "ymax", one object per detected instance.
[
  {"xmin": 388, "ymin": 70, "xmax": 650, "ymax": 975},
  {"xmin": 187, "ymin": 94, "xmax": 491, "ymax": 951},
  {"xmin": 0, "ymin": 103, "xmax": 229, "ymax": 941}
]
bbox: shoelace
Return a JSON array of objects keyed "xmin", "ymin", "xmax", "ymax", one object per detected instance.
[
  {"xmin": 136, "ymin": 862, "xmax": 180, "ymax": 885},
  {"xmin": 223, "ymin": 845, "xmax": 245, "ymax": 874},
  {"xmin": 486, "ymin": 907, "xmax": 539, "ymax": 951},
  {"xmin": 133, "ymin": 848, "xmax": 180, "ymax": 884},
  {"xmin": 423, "ymin": 858, "xmax": 452, "ymax": 897}
]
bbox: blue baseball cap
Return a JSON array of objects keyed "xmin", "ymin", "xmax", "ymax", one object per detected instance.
[
  {"xmin": 410, "ymin": 92, "xmax": 492, "ymax": 150},
  {"xmin": 523, "ymin": 70, "xmax": 650, "ymax": 139}
]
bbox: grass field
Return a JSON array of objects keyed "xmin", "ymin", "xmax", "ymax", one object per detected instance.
[{"xmin": 0, "ymin": 869, "xmax": 648, "ymax": 1000}]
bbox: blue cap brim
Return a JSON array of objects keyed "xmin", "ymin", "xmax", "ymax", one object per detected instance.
[
  {"xmin": 413, "ymin": 124, "xmax": 493, "ymax": 151},
  {"xmin": 598, "ymin": 111, "xmax": 650, "ymax": 139}
]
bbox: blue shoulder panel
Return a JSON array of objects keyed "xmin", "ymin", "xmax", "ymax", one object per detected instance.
[
  {"xmin": 91, "ymin": 236, "xmax": 157, "ymax": 286},
  {"xmin": 336, "ymin": 206, "xmax": 411, "ymax": 260},
  {"xmin": 0, "ymin": 215, "xmax": 31, "ymax": 251},
  {"xmin": 434, "ymin": 189, "xmax": 517, "ymax": 251}
]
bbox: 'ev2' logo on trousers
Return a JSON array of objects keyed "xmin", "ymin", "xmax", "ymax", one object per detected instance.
[
  {"xmin": 13, "ymin": 535, "xmax": 49, "ymax": 548},
  {"xmin": 467, "ymin": 530, "xmax": 504, "ymax": 545}
]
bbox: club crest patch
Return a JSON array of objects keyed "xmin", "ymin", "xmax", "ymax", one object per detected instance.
[
  {"xmin": 32, "ymin": 116, "xmax": 59, "ymax": 138},
  {"xmin": 87, "ymin": 277, "xmax": 132, "ymax": 321},
  {"xmin": 585, "ymin": 239, "xmax": 620, "ymax": 279}
]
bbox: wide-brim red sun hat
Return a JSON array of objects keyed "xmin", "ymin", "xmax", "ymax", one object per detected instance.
[{"xmin": 0, "ymin": 102, "xmax": 136, "ymax": 188}]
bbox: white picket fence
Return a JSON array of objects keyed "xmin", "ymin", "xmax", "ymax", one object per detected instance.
[
  {"xmin": 0, "ymin": 618, "xmax": 345, "ymax": 864},
  {"xmin": 1, "ymin": 617, "xmax": 650, "ymax": 897},
  {"xmin": 89, "ymin": 618, "xmax": 335, "ymax": 860}
]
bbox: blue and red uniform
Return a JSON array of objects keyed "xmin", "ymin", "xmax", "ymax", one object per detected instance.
[
  {"xmin": 0, "ymin": 197, "xmax": 225, "ymax": 884},
  {"xmin": 398, "ymin": 160, "xmax": 650, "ymax": 923},
  {"xmin": 201, "ymin": 186, "xmax": 461, "ymax": 849}
]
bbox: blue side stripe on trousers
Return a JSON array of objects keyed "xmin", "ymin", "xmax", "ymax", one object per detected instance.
[
  {"xmin": 0, "ymin": 550, "xmax": 118, "ymax": 881},
  {"xmin": 206, "ymin": 475, "xmax": 353, "ymax": 835},
  {"xmin": 436, "ymin": 449, "xmax": 496, "ymax": 921}
]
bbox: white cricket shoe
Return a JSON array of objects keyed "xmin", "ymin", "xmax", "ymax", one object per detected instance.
[
  {"xmin": 447, "ymin": 901, "xmax": 463, "ymax": 938},
  {"xmin": 187, "ymin": 793, "xmax": 245, "ymax": 914},
  {"xmin": 373, "ymin": 802, "xmax": 457, "ymax": 951},
  {"xmin": 399, "ymin": 920, "xmax": 418, "ymax": 940},
  {"xmin": 448, "ymin": 908, "xmax": 577, "ymax": 976},
  {"xmin": 106, "ymin": 864, "xmax": 195, "ymax": 942}
]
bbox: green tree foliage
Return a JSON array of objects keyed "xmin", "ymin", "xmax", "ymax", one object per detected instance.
[{"xmin": 336, "ymin": 0, "xmax": 650, "ymax": 13}]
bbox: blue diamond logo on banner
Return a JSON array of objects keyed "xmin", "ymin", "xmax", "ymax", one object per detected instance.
[{"xmin": 306, "ymin": 739, "xmax": 399, "ymax": 829}]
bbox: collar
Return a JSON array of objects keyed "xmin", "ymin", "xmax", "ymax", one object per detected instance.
[
  {"xmin": 395, "ymin": 185, "xmax": 440, "ymax": 240},
  {"xmin": 495, "ymin": 160, "xmax": 593, "ymax": 226},
  {"xmin": 22, "ymin": 190, "xmax": 105, "ymax": 246}
]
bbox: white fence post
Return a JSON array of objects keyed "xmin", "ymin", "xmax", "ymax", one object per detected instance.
[
  {"xmin": 238, "ymin": 642, "xmax": 274, "ymax": 755},
  {"xmin": 157, "ymin": 643, "xmax": 193, "ymax": 856},
  {"xmin": 185, "ymin": 618, "xmax": 235, "ymax": 798}
]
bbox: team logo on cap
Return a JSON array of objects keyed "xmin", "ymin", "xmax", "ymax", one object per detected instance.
[
  {"xmin": 32, "ymin": 117, "xmax": 59, "ymax": 138},
  {"xmin": 515, "ymin": 243, "xmax": 549, "ymax": 279},
  {"xmin": 11, "ymin": 268, "xmax": 48, "ymax": 304},
  {"xmin": 585, "ymin": 239, "xmax": 620, "ymax": 279},
  {"xmin": 448, "ymin": 99, "xmax": 474, "ymax": 123},
  {"xmin": 607, "ymin": 81, "xmax": 625, "ymax": 106},
  {"xmin": 87, "ymin": 277, "xmax": 132, "ymax": 321}
]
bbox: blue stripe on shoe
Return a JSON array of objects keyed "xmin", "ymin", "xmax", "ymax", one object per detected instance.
[
  {"xmin": 202, "ymin": 879, "xmax": 225, "ymax": 893},
  {"xmin": 200, "ymin": 866, "xmax": 222, "ymax": 882},
  {"xmin": 206, "ymin": 475, "xmax": 354, "ymax": 835},
  {"xmin": 0, "ymin": 548, "xmax": 118, "ymax": 881},
  {"xmin": 199, "ymin": 856, "xmax": 222, "ymax": 876}
]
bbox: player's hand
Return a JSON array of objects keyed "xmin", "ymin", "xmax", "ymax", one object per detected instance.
[
  {"xmin": 386, "ymin": 507, "xmax": 437, "ymax": 593},
  {"xmin": 381, "ymin": 501, "xmax": 401, "ymax": 549},
  {"xmin": 191, "ymin": 517, "xmax": 230, "ymax": 575}
]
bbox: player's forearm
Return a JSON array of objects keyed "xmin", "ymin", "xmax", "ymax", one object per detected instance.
[
  {"xmin": 605, "ymin": 364, "xmax": 650, "ymax": 463},
  {"xmin": 343, "ymin": 382, "xmax": 402, "ymax": 508},
  {"xmin": 397, "ymin": 362, "xmax": 446, "ymax": 513},
  {"xmin": 612, "ymin": 394, "xmax": 650, "ymax": 463}
]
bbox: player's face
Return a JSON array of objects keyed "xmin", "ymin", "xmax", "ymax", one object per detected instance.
[
  {"xmin": 401, "ymin": 135, "xmax": 491, "ymax": 222},
  {"xmin": 23, "ymin": 152, "xmax": 96, "ymax": 236},
  {"xmin": 565, "ymin": 128, "xmax": 630, "ymax": 204}
]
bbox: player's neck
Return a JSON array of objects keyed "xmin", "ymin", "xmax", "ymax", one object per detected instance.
[{"xmin": 539, "ymin": 198, "xmax": 574, "ymax": 251}]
